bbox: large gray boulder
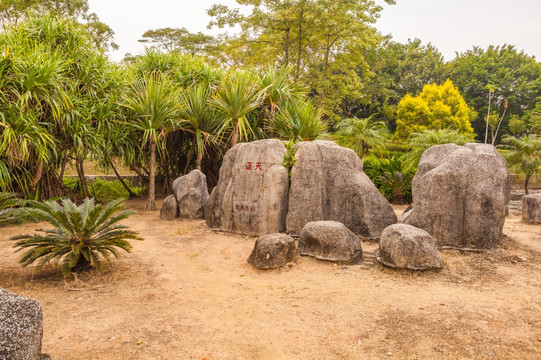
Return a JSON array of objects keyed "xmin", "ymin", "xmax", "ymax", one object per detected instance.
[
  {"xmin": 205, "ymin": 139, "xmax": 289, "ymax": 236},
  {"xmin": 172, "ymin": 169, "xmax": 209, "ymax": 219},
  {"xmin": 401, "ymin": 143, "xmax": 509, "ymax": 249},
  {"xmin": 0, "ymin": 288, "xmax": 44, "ymax": 360},
  {"xmin": 522, "ymin": 194, "xmax": 541, "ymax": 223},
  {"xmin": 298, "ymin": 221, "xmax": 362, "ymax": 263},
  {"xmin": 377, "ymin": 224, "xmax": 442, "ymax": 270},
  {"xmin": 247, "ymin": 233, "xmax": 297, "ymax": 270},
  {"xmin": 286, "ymin": 141, "xmax": 397, "ymax": 238},
  {"xmin": 160, "ymin": 194, "xmax": 178, "ymax": 220}
]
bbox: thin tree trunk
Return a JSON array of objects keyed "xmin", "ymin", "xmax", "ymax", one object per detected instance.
[
  {"xmin": 146, "ymin": 139, "xmax": 157, "ymax": 211},
  {"xmin": 195, "ymin": 152, "xmax": 203, "ymax": 171},
  {"xmin": 184, "ymin": 136, "xmax": 195, "ymax": 174},
  {"xmin": 30, "ymin": 159, "xmax": 44, "ymax": 190},
  {"xmin": 76, "ymin": 157, "xmax": 89, "ymax": 199},
  {"xmin": 525, "ymin": 175, "xmax": 531, "ymax": 195},
  {"xmin": 231, "ymin": 121, "xmax": 239, "ymax": 148},
  {"xmin": 58, "ymin": 155, "xmax": 69, "ymax": 183},
  {"xmin": 110, "ymin": 160, "xmax": 137, "ymax": 198},
  {"xmin": 485, "ymin": 91, "xmax": 493, "ymax": 144},
  {"xmin": 295, "ymin": 4, "xmax": 304, "ymax": 79},
  {"xmin": 284, "ymin": 26, "xmax": 290, "ymax": 66},
  {"xmin": 492, "ymin": 101, "xmax": 508, "ymax": 146},
  {"xmin": 393, "ymin": 190, "xmax": 404, "ymax": 205}
]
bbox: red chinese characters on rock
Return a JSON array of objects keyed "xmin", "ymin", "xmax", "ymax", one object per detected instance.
[{"xmin": 245, "ymin": 162, "xmax": 262, "ymax": 171}]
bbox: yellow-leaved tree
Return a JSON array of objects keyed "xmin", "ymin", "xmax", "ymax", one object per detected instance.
[{"xmin": 394, "ymin": 79, "xmax": 476, "ymax": 140}]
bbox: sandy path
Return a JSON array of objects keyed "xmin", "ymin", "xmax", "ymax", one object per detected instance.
[{"xmin": 0, "ymin": 201, "xmax": 540, "ymax": 359}]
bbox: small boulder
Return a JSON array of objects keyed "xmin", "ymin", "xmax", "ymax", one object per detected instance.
[
  {"xmin": 172, "ymin": 170, "xmax": 209, "ymax": 219},
  {"xmin": 298, "ymin": 221, "xmax": 362, "ymax": 263},
  {"xmin": 160, "ymin": 194, "xmax": 178, "ymax": 220},
  {"xmin": 377, "ymin": 224, "xmax": 442, "ymax": 270},
  {"xmin": 522, "ymin": 194, "xmax": 541, "ymax": 223},
  {"xmin": 0, "ymin": 288, "xmax": 45, "ymax": 360},
  {"xmin": 247, "ymin": 233, "xmax": 297, "ymax": 270}
]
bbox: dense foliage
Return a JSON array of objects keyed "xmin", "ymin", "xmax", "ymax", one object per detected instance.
[{"xmin": 1, "ymin": 3, "xmax": 540, "ymax": 205}]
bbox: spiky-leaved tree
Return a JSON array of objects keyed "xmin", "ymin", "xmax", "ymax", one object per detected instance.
[
  {"xmin": 123, "ymin": 75, "xmax": 182, "ymax": 211},
  {"xmin": 500, "ymin": 134, "xmax": 541, "ymax": 194}
]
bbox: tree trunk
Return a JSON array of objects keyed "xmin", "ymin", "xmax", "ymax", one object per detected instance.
[
  {"xmin": 58, "ymin": 155, "xmax": 69, "ymax": 183},
  {"xmin": 30, "ymin": 159, "xmax": 44, "ymax": 191},
  {"xmin": 195, "ymin": 152, "xmax": 203, "ymax": 171},
  {"xmin": 284, "ymin": 26, "xmax": 290, "ymax": 66},
  {"xmin": 393, "ymin": 190, "xmax": 404, "ymax": 205},
  {"xmin": 295, "ymin": 4, "xmax": 304, "ymax": 79},
  {"xmin": 231, "ymin": 121, "xmax": 239, "ymax": 148},
  {"xmin": 184, "ymin": 136, "xmax": 195, "ymax": 174},
  {"xmin": 110, "ymin": 160, "xmax": 137, "ymax": 198},
  {"xmin": 146, "ymin": 139, "xmax": 157, "ymax": 211},
  {"xmin": 76, "ymin": 157, "xmax": 89, "ymax": 199},
  {"xmin": 74, "ymin": 255, "xmax": 91, "ymax": 273},
  {"xmin": 525, "ymin": 175, "xmax": 531, "ymax": 195}
]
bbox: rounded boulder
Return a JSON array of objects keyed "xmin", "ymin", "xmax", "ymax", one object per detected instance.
[
  {"xmin": 298, "ymin": 221, "xmax": 362, "ymax": 263},
  {"xmin": 247, "ymin": 233, "xmax": 297, "ymax": 270},
  {"xmin": 377, "ymin": 224, "xmax": 442, "ymax": 270}
]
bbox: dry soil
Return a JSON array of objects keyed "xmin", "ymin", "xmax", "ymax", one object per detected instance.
[{"xmin": 1, "ymin": 201, "xmax": 540, "ymax": 360}]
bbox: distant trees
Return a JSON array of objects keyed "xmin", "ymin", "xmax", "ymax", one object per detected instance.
[
  {"xmin": 448, "ymin": 45, "xmax": 541, "ymax": 140},
  {"xmin": 394, "ymin": 79, "xmax": 475, "ymax": 140}
]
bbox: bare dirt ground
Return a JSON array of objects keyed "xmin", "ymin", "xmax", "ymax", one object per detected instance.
[{"xmin": 1, "ymin": 201, "xmax": 540, "ymax": 360}]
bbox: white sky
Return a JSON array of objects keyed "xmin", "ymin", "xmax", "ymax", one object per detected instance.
[{"xmin": 87, "ymin": 0, "xmax": 541, "ymax": 63}]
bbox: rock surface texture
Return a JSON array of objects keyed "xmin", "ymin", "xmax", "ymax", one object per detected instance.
[
  {"xmin": 522, "ymin": 194, "xmax": 541, "ymax": 223},
  {"xmin": 205, "ymin": 139, "xmax": 289, "ymax": 236},
  {"xmin": 172, "ymin": 169, "xmax": 209, "ymax": 219},
  {"xmin": 298, "ymin": 221, "xmax": 362, "ymax": 263},
  {"xmin": 286, "ymin": 140, "xmax": 397, "ymax": 237},
  {"xmin": 247, "ymin": 233, "xmax": 297, "ymax": 270},
  {"xmin": 401, "ymin": 143, "xmax": 509, "ymax": 249},
  {"xmin": 160, "ymin": 194, "xmax": 178, "ymax": 220},
  {"xmin": 0, "ymin": 288, "xmax": 45, "ymax": 360},
  {"xmin": 377, "ymin": 224, "xmax": 442, "ymax": 270}
]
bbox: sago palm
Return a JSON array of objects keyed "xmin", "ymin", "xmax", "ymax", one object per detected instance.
[
  {"xmin": 13, "ymin": 198, "xmax": 142, "ymax": 276},
  {"xmin": 123, "ymin": 75, "xmax": 182, "ymax": 210},
  {"xmin": 213, "ymin": 71, "xmax": 265, "ymax": 147},
  {"xmin": 500, "ymin": 134, "xmax": 541, "ymax": 194}
]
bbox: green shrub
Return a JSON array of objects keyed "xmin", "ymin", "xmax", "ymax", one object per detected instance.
[
  {"xmin": 0, "ymin": 192, "xmax": 20, "ymax": 225},
  {"xmin": 363, "ymin": 155, "xmax": 413, "ymax": 204},
  {"xmin": 63, "ymin": 177, "xmax": 141, "ymax": 203},
  {"xmin": 13, "ymin": 198, "xmax": 142, "ymax": 276}
]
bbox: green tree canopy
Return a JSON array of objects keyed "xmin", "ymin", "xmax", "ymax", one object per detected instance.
[
  {"xmin": 448, "ymin": 45, "xmax": 541, "ymax": 140},
  {"xmin": 394, "ymin": 79, "xmax": 475, "ymax": 140}
]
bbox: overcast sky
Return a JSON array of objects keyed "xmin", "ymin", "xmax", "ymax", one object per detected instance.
[{"xmin": 87, "ymin": 0, "xmax": 541, "ymax": 62}]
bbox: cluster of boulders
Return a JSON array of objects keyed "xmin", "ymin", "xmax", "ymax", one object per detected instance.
[
  {"xmin": 0, "ymin": 288, "xmax": 49, "ymax": 360},
  {"xmin": 162, "ymin": 140, "xmax": 511, "ymax": 272}
]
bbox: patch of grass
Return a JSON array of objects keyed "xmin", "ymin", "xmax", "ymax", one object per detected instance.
[{"xmin": 63, "ymin": 178, "xmax": 142, "ymax": 203}]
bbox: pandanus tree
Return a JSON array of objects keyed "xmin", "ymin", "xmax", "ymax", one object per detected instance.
[
  {"xmin": 500, "ymin": 134, "xmax": 541, "ymax": 194},
  {"xmin": 272, "ymin": 99, "xmax": 328, "ymax": 141},
  {"xmin": 180, "ymin": 85, "xmax": 220, "ymax": 171},
  {"xmin": 213, "ymin": 71, "xmax": 265, "ymax": 147},
  {"xmin": 0, "ymin": 15, "xmax": 118, "ymax": 199},
  {"xmin": 122, "ymin": 74, "xmax": 182, "ymax": 211}
]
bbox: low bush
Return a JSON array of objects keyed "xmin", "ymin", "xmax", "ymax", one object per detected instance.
[
  {"xmin": 363, "ymin": 155, "xmax": 413, "ymax": 204},
  {"xmin": 13, "ymin": 198, "xmax": 142, "ymax": 276},
  {"xmin": 63, "ymin": 178, "xmax": 142, "ymax": 203}
]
